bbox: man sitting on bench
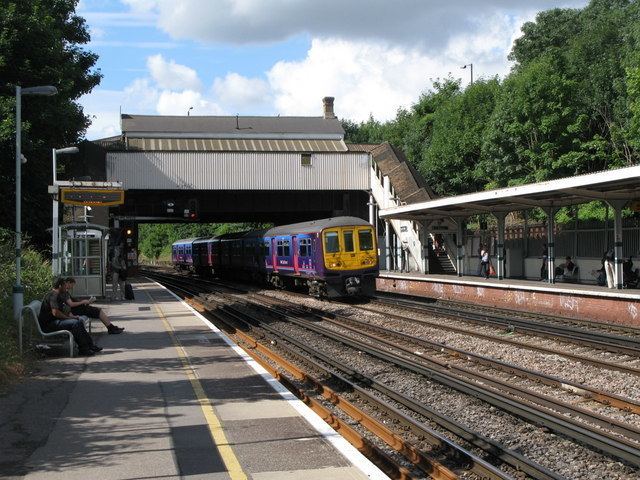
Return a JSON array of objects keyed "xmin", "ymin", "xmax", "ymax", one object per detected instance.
[
  {"xmin": 555, "ymin": 256, "xmax": 579, "ymax": 282},
  {"xmin": 61, "ymin": 277, "xmax": 124, "ymax": 334},
  {"xmin": 38, "ymin": 278, "xmax": 101, "ymax": 356}
]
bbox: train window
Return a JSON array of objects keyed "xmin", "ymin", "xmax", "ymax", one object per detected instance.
[
  {"xmin": 277, "ymin": 240, "xmax": 284, "ymax": 256},
  {"xmin": 264, "ymin": 241, "xmax": 270, "ymax": 255},
  {"xmin": 324, "ymin": 232, "xmax": 340, "ymax": 253},
  {"xmin": 358, "ymin": 229, "xmax": 374, "ymax": 251},
  {"xmin": 343, "ymin": 231, "xmax": 354, "ymax": 252},
  {"xmin": 301, "ymin": 153, "xmax": 312, "ymax": 166},
  {"xmin": 299, "ymin": 238, "xmax": 311, "ymax": 257},
  {"xmin": 283, "ymin": 240, "xmax": 291, "ymax": 256}
]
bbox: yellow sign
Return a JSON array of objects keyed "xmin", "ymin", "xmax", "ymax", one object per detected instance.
[{"xmin": 60, "ymin": 188, "xmax": 124, "ymax": 206}]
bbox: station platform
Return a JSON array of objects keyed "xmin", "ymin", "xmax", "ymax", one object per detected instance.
[
  {"xmin": 1, "ymin": 279, "xmax": 387, "ymax": 480},
  {"xmin": 377, "ymin": 271, "xmax": 640, "ymax": 327}
]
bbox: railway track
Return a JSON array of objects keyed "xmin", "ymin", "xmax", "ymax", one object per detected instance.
[
  {"xmin": 144, "ymin": 271, "xmax": 514, "ymax": 479},
  {"xmin": 142, "ymin": 269, "xmax": 640, "ymax": 478},
  {"xmin": 356, "ymin": 297, "xmax": 640, "ymax": 377},
  {"xmin": 373, "ymin": 293, "xmax": 640, "ymax": 355}
]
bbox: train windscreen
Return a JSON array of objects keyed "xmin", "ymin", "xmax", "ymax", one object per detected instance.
[{"xmin": 358, "ymin": 230, "xmax": 374, "ymax": 251}]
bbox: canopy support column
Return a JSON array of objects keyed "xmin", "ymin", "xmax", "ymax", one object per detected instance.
[
  {"xmin": 495, "ymin": 212, "xmax": 506, "ymax": 280},
  {"xmin": 454, "ymin": 217, "xmax": 465, "ymax": 277},
  {"xmin": 385, "ymin": 220, "xmax": 391, "ymax": 271},
  {"xmin": 545, "ymin": 207, "xmax": 556, "ymax": 284},
  {"xmin": 368, "ymin": 192, "xmax": 375, "ymax": 227},
  {"xmin": 609, "ymin": 200, "xmax": 626, "ymax": 289}
]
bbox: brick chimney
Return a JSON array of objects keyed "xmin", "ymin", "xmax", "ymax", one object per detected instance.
[{"xmin": 322, "ymin": 96, "xmax": 336, "ymax": 119}]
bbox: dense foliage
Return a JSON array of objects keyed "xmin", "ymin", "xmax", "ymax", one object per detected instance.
[
  {"xmin": 138, "ymin": 223, "xmax": 272, "ymax": 262},
  {"xmin": 0, "ymin": 228, "xmax": 52, "ymax": 382},
  {"xmin": 344, "ymin": 0, "xmax": 640, "ymax": 199},
  {"xmin": 0, "ymin": 0, "xmax": 101, "ymax": 248}
]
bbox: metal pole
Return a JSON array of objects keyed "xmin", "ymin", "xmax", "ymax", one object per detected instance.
[
  {"xmin": 611, "ymin": 201, "xmax": 625, "ymax": 289},
  {"xmin": 368, "ymin": 192, "xmax": 375, "ymax": 226},
  {"xmin": 546, "ymin": 208, "xmax": 556, "ymax": 284},
  {"xmin": 13, "ymin": 86, "xmax": 23, "ymax": 322},
  {"xmin": 385, "ymin": 220, "xmax": 391, "ymax": 271},
  {"xmin": 470, "ymin": 64, "xmax": 474, "ymax": 85},
  {"xmin": 495, "ymin": 212, "xmax": 506, "ymax": 280},
  {"xmin": 52, "ymin": 148, "xmax": 58, "ymax": 275},
  {"xmin": 456, "ymin": 219, "xmax": 464, "ymax": 277}
]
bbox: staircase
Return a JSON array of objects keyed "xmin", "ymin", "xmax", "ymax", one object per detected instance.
[
  {"xmin": 353, "ymin": 142, "xmax": 454, "ymax": 274},
  {"xmin": 429, "ymin": 250, "xmax": 457, "ymax": 274}
]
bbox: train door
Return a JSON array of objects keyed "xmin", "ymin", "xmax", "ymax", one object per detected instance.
[
  {"xmin": 341, "ymin": 229, "xmax": 359, "ymax": 270},
  {"xmin": 271, "ymin": 237, "xmax": 278, "ymax": 272},
  {"xmin": 292, "ymin": 236, "xmax": 299, "ymax": 275}
]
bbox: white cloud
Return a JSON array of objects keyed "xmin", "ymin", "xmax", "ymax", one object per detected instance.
[
  {"xmin": 156, "ymin": 90, "xmax": 224, "ymax": 116},
  {"xmin": 147, "ymin": 54, "xmax": 202, "ymax": 91},
  {"xmin": 121, "ymin": 0, "xmax": 587, "ymax": 49},
  {"xmin": 267, "ymin": 32, "xmax": 515, "ymax": 123},
  {"xmin": 212, "ymin": 73, "xmax": 270, "ymax": 110}
]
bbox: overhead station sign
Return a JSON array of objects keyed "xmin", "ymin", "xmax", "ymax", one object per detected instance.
[{"xmin": 60, "ymin": 188, "xmax": 124, "ymax": 206}]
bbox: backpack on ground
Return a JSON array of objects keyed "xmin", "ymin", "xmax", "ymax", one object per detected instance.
[{"xmin": 124, "ymin": 282, "xmax": 135, "ymax": 300}]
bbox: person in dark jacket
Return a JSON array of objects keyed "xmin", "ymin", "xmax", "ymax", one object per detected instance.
[{"xmin": 38, "ymin": 278, "xmax": 101, "ymax": 356}]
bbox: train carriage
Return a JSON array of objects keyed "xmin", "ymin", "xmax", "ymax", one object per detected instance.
[
  {"xmin": 171, "ymin": 238, "xmax": 200, "ymax": 270},
  {"xmin": 171, "ymin": 217, "xmax": 378, "ymax": 297}
]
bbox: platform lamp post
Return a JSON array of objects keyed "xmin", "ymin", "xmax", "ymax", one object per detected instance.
[
  {"xmin": 52, "ymin": 146, "xmax": 79, "ymax": 276},
  {"xmin": 461, "ymin": 63, "xmax": 473, "ymax": 85},
  {"xmin": 14, "ymin": 85, "xmax": 58, "ymax": 322}
]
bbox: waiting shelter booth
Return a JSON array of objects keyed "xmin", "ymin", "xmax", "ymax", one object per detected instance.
[{"xmin": 60, "ymin": 223, "xmax": 109, "ymax": 298}]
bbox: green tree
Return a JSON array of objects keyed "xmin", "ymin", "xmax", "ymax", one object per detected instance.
[
  {"xmin": 422, "ymin": 78, "xmax": 500, "ymax": 195},
  {"xmin": 0, "ymin": 0, "xmax": 101, "ymax": 248}
]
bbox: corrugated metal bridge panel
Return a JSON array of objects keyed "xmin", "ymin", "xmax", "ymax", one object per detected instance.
[
  {"xmin": 126, "ymin": 137, "xmax": 347, "ymax": 152},
  {"xmin": 106, "ymin": 152, "xmax": 370, "ymax": 190}
]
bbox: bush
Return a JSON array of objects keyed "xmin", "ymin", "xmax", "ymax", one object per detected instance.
[{"xmin": 0, "ymin": 228, "xmax": 52, "ymax": 383}]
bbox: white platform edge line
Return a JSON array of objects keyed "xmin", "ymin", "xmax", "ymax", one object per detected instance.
[{"xmin": 146, "ymin": 279, "xmax": 389, "ymax": 480}]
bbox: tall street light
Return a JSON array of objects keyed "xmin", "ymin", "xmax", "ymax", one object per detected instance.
[
  {"xmin": 14, "ymin": 85, "xmax": 58, "ymax": 321},
  {"xmin": 52, "ymin": 146, "xmax": 79, "ymax": 276},
  {"xmin": 461, "ymin": 63, "xmax": 473, "ymax": 85}
]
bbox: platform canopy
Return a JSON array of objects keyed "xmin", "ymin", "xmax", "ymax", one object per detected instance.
[{"xmin": 380, "ymin": 164, "xmax": 640, "ymax": 221}]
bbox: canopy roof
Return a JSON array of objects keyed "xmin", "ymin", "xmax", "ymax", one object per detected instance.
[{"xmin": 380, "ymin": 165, "xmax": 640, "ymax": 221}]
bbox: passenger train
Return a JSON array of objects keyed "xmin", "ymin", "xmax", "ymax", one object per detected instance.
[{"xmin": 171, "ymin": 217, "xmax": 379, "ymax": 297}]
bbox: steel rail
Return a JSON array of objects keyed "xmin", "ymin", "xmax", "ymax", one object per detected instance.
[
  {"xmin": 353, "ymin": 302, "xmax": 640, "ymax": 377},
  {"xmin": 373, "ymin": 295, "xmax": 640, "ymax": 356},
  {"xmin": 404, "ymin": 294, "xmax": 640, "ymax": 338},
  {"xmin": 146, "ymin": 273, "xmax": 534, "ymax": 479},
  {"xmin": 203, "ymin": 300, "xmax": 531, "ymax": 480},
  {"xmin": 143, "ymin": 274, "xmax": 459, "ymax": 479},
  {"xmin": 212, "ymin": 298, "xmax": 563, "ymax": 480},
  {"xmin": 276, "ymin": 312, "xmax": 640, "ymax": 468},
  {"xmin": 318, "ymin": 313, "xmax": 640, "ymax": 442},
  {"xmin": 147, "ymin": 272, "xmax": 640, "ymax": 469},
  {"xmin": 253, "ymin": 293, "xmax": 640, "ymax": 417}
]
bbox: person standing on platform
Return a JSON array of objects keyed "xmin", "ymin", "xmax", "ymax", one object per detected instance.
[
  {"xmin": 480, "ymin": 245, "xmax": 490, "ymax": 279},
  {"xmin": 111, "ymin": 247, "xmax": 127, "ymax": 300},
  {"xmin": 540, "ymin": 243, "xmax": 548, "ymax": 281},
  {"xmin": 477, "ymin": 244, "xmax": 484, "ymax": 276},
  {"xmin": 400, "ymin": 242, "xmax": 409, "ymax": 273},
  {"xmin": 604, "ymin": 249, "xmax": 615, "ymax": 289}
]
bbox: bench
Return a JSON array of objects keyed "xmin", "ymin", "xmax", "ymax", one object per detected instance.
[{"xmin": 20, "ymin": 300, "xmax": 91, "ymax": 358}]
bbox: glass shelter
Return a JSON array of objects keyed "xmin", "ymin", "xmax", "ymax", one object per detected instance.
[{"xmin": 59, "ymin": 223, "xmax": 109, "ymax": 297}]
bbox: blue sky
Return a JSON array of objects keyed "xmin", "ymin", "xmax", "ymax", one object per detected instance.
[{"xmin": 77, "ymin": 0, "xmax": 588, "ymax": 140}]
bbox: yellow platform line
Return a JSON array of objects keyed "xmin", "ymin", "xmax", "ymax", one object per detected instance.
[{"xmin": 148, "ymin": 292, "xmax": 248, "ymax": 480}]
